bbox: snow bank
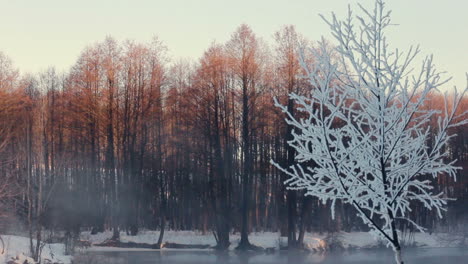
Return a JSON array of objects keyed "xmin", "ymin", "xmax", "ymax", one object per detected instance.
[
  {"xmin": 0, "ymin": 235, "xmax": 71, "ymax": 264},
  {"xmin": 0, "ymin": 230, "xmax": 457, "ymax": 263},
  {"xmin": 81, "ymin": 230, "xmax": 456, "ymax": 252},
  {"xmin": 82, "ymin": 230, "xmax": 217, "ymax": 247},
  {"xmin": 82, "ymin": 230, "xmax": 328, "ymax": 251}
]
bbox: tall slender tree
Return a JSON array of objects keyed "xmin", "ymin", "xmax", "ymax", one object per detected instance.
[{"xmin": 226, "ymin": 24, "xmax": 261, "ymax": 250}]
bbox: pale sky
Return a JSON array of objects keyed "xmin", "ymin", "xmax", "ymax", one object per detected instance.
[{"xmin": 1, "ymin": 0, "xmax": 467, "ymax": 89}]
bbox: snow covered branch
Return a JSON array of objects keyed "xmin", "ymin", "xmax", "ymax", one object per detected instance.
[{"xmin": 272, "ymin": 1, "xmax": 467, "ymax": 262}]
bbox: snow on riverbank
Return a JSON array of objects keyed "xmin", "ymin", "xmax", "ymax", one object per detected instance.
[
  {"xmin": 82, "ymin": 230, "xmax": 323, "ymax": 250},
  {"xmin": 81, "ymin": 230, "xmax": 452, "ymax": 251},
  {"xmin": 0, "ymin": 231, "xmax": 459, "ymax": 263},
  {"xmin": 0, "ymin": 235, "xmax": 71, "ymax": 264}
]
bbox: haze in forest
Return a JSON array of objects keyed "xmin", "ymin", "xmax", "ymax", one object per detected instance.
[
  {"xmin": 1, "ymin": 0, "xmax": 467, "ymax": 89},
  {"xmin": 1, "ymin": 1, "xmax": 467, "ymax": 264}
]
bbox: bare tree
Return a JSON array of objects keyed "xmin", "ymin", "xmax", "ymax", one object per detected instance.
[
  {"xmin": 226, "ymin": 24, "xmax": 263, "ymax": 250},
  {"xmin": 194, "ymin": 43, "xmax": 234, "ymax": 249},
  {"xmin": 274, "ymin": 25, "xmax": 311, "ymax": 248},
  {"xmin": 0, "ymin": 89, "xmax": 18, "ymax": 255},
  {"xmin": 272, "ymin": 1, "xmax": 467, "ymax": 263}
]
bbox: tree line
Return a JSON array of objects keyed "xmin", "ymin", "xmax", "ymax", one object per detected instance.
[{"xmin": 0, "ymin": 24, "xmax": 466, "ymax": 253}]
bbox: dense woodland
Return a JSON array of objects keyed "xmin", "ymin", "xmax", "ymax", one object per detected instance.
[{"xmin": 0, "ymin": 24, "xmax": 466, "ymax": 251}]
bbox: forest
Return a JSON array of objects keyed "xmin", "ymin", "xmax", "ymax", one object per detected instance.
[{"xmin": 0, "ymin": 23, "xmax": 466, "ymax": 254}]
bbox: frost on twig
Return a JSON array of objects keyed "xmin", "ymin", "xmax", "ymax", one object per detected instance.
[{"xmin": 272, "ymin": 0, "xmax": 467, "ymax": 254}]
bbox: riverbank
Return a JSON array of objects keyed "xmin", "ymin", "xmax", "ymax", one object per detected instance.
[
  {"xmin": 0, "ymin": 235, "xmax": 71, "ymax": 264},
  {"xmin": 1, "ymin": 230, "xmax": 465, "ymax": 263},
  {"xmin": 81, "ymin": 230, "xmax": 463, "ymax": 251}
]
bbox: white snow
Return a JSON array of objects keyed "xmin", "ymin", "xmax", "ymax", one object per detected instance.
[
  {"xmin": 80, "ymin": 230, "xmax": 458, "ymax": 252},
  {"xmin": 0, "ymin": 235, "xmax": 71, "ymax": 264},
  {"xmin": 0, "ymin": 230, "xmax": 459, "ymax": 263},
  {"xmin": 82, "ymin": 230, "xmax": 286, "ymax": 250},
  {"xmin": 0, "ymin": 230, "xmax": 457, "ymax": 263},
  {"xmin": 82, "ymin": 230, "xmax": 324, "ymax": 250}
]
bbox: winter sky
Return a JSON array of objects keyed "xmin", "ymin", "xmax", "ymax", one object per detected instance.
[{"xmin": 1, "ymin": 0, "xmax": 467, "ymax": 89}]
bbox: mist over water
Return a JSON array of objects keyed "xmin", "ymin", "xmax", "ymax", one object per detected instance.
[{"xmin": 75, "ymin": 248, "xmax": 468, "ymax": 264}]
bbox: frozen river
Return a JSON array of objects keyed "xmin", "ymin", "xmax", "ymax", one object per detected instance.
[{"xmin": 75, "ymin": 247, "xmax": 468, "ymax": 264}]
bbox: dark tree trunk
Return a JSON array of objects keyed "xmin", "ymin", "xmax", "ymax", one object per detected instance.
[
  {"xmin": 297, "ymin": 196, "xmax": 312, "ymax": 246},
  {"xmin": 285, "ymin": 98, "xmax": 298, "ymax": 248},
  {"xmin": 238, "ymin": 80, "xmax": 253, "ymax": 250}
]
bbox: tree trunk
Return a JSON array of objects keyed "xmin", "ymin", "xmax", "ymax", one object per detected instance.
[
  {"xmin": 238, "ymin": 80, "xmax": 252, "ymax": 250},
  {"xmin": 297, "ymin": 196, "xmax": 312, "ymax": 246},
  {"xmin": 394, "ymin": 247, "xmax": 404, "ymax": 264},
  {"xmin": 0, "ymin": 235, "xmax": 4, "ymax": 255},
  {"xmin": 157, "ymin": 215, "xmax": 165, "ymax": 246},
  {"xmin": 287, "ymin": 190, "xmax": 297, "ymax": 247},
  {"xmin": 285, "ymin": 97, "xmax": 297, "ymax": 248},
  {"xmin": 214, "ymin": 217, "xmax": 230, "ymax": 250},
  {"xmin": 157, "ymin": 170, "xmax": 166, "ymax": 246}
]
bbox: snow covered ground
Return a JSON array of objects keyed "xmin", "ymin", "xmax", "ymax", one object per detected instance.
[
  {"xmin": 82, "ymin": 230, "xmax": 320, "ymax": 251},
  {"xmin": 0, "ymin": 235, "xmax": 71, "ymax": 264},
  {"xmin": 81, "ymin": 230, "xmax": 455, "ymax": 252},
  {"xmin": 0, "ymin": 231, "xmax": 462, "ymax": 263}
]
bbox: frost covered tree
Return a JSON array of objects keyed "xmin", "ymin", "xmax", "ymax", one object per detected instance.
[{"xmin": 271, "ymin": 1, "xmax": 467, "ymax": 263}]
